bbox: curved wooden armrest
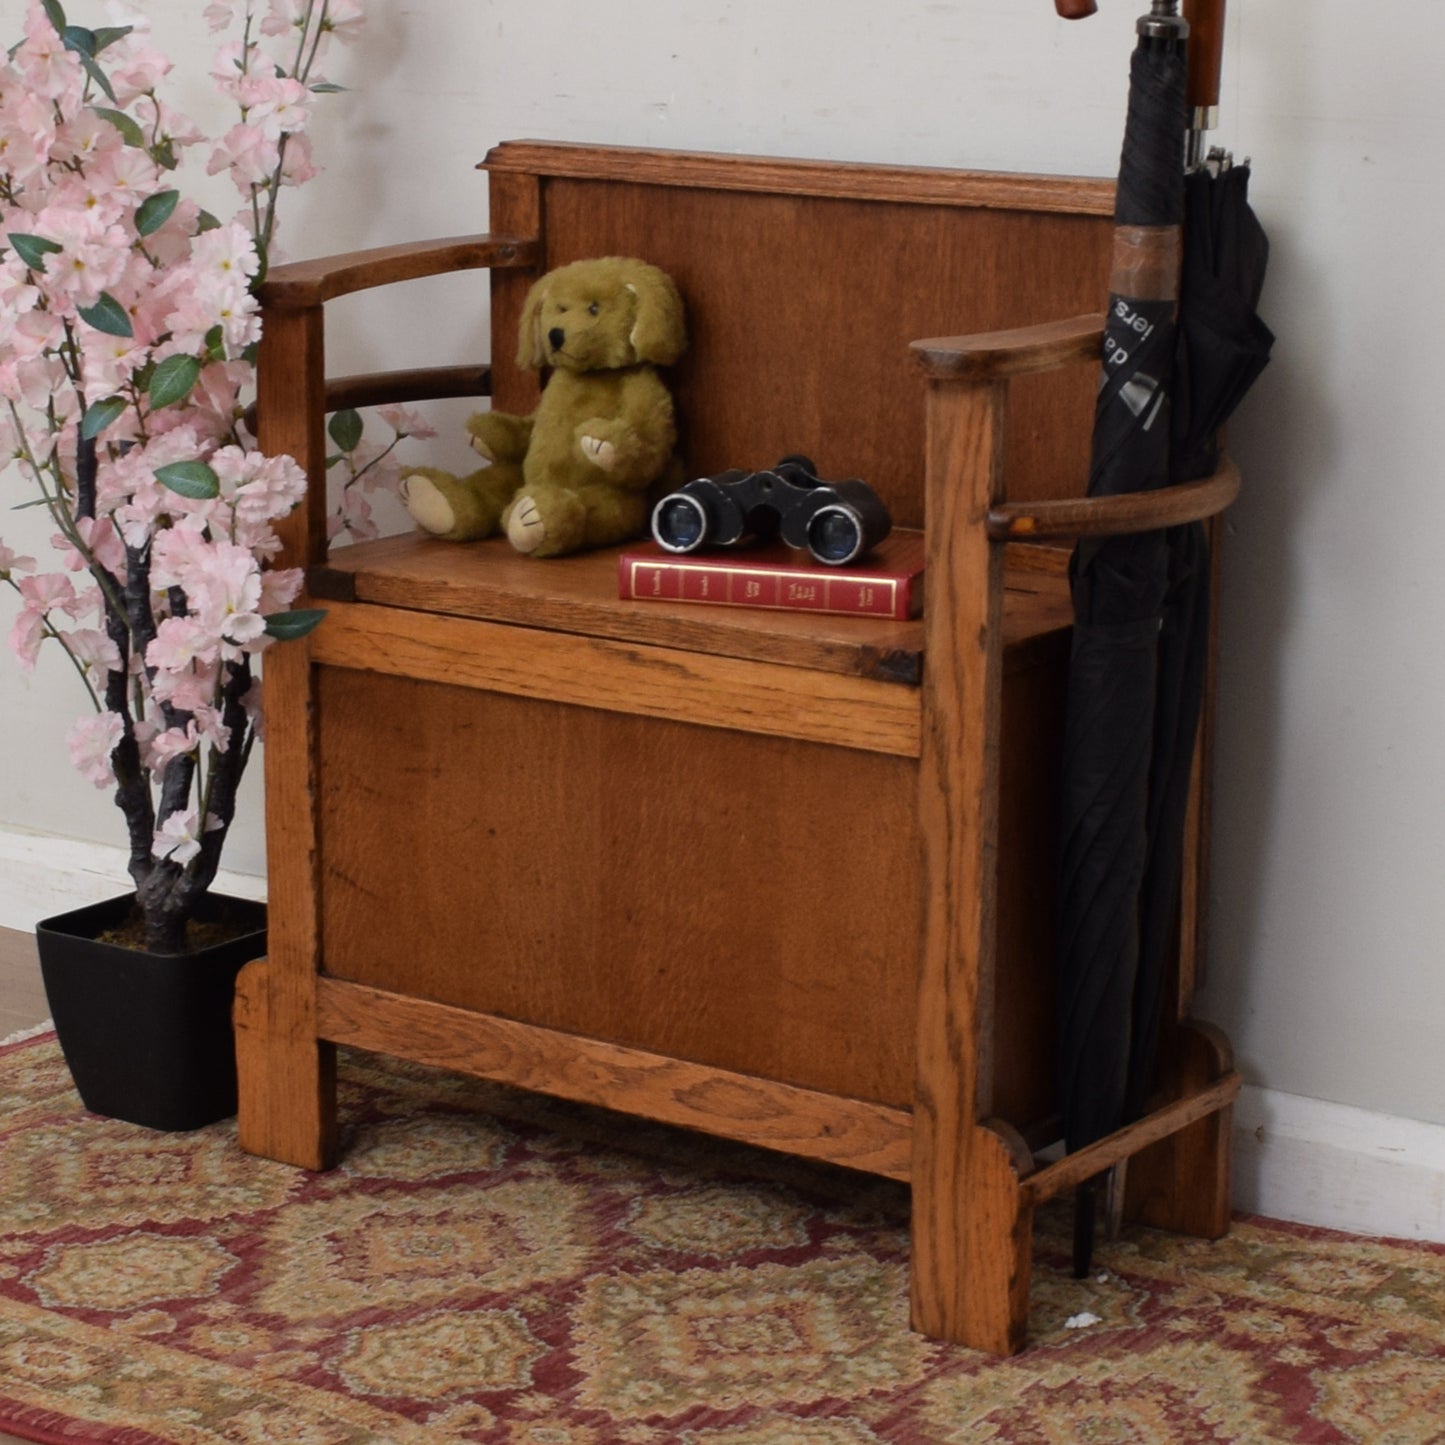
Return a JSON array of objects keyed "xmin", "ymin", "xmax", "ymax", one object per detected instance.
[
  {"xmin": 911, "ymin": 313, "xmax": 1103, "ymax": 381},
  {"xmin": 987, "ymin": 459, "xmax": 1240, "ymax": 541},
  {"xmin": 244, "ymin": 364, "xmax": 491, "ymax": 436},
  {"xmin": 259, "ymin": 233, "xmax": 539, "ymax": 308}
]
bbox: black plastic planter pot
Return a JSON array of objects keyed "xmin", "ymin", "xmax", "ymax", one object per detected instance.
[{"xmin": 36, "ymin": 892, "xmax": 267, "ymax": 1132}]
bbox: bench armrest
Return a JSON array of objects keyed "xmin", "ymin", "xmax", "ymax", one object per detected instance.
[
  {"xmin": 988, "ymin": 461, "xmax": 1241, "ymax": 541},
  {"xmin": 911, "ymin": 314, "xmax": 1104, "ymax": 380},
  {"xmin": 259, "ymin": 234, "xmax": 539, "ymax": 308}
]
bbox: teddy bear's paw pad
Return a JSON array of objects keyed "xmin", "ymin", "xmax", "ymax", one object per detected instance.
[
  {"xmin": 506, "ymin": 496, "xmax": 547, "ymax": 553},
  {"xmin": 401, "ymin": 474, "xmax": 458, "ymax": 536},
  {"xmin": 581, "ymin": 435, "xmax": 618, "ymax": 472},
  {"xmin": 468, "ymin": 434, "xmax": 496, "ymax": 463}
]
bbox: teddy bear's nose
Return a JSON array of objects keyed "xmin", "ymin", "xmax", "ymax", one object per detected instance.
[{"xmin": 548, "ymin": 327, "xmax": 565, "ymax": 351}]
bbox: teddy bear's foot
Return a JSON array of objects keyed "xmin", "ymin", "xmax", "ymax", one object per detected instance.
[
  {"xmin": 504, "ymin": 488, "xmax": 590, "ymax": 558},
  {"xmin": 401, "ymin": 472, "xmax": 459, "ymax": 537},
  {"xmin": 505, "ymin": 496, "xmax": 547, "ymax": 554},
  {"xmin": 402, "ymin": 467, "xmax": 515, "ymax": 543}
]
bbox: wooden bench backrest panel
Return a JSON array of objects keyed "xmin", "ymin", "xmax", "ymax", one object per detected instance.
[{"xmin": 486, "ymin": 142, "xmax": 1116, "ymax": 529}]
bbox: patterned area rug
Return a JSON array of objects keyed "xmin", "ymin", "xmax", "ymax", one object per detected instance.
[{"xmin": 3, "ymin": 1032, "xmax": 1444, "ymax": 1445}]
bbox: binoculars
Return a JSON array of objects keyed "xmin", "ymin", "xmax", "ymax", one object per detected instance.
[{"xmin": 650, "ymin": 456, "xmax": 892, "ymax": 566}]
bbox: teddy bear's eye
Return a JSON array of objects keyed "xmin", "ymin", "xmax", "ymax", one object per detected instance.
[{"xmin": 588, "ymin": 302, "xmax": 600, "ymax": 316}]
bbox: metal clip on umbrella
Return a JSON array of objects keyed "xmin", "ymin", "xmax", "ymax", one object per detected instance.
[{"xmin": 1052, "ymin": 0, "xmax": 1272, "ymax": 1278}]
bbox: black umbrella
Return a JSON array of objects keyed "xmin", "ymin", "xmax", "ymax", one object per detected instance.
[
  {"xmin": 1054, "ymin": 0, "xmax": 1272, "ymax": 1274},
  {"xmin": 1124, "ymin": 155, "xmax": 1273, "ymax": 1127}
]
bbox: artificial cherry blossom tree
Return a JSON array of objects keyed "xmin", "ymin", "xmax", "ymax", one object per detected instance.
[{"xmin": 0, "ymin": 0, "xmax": 391, "ymax": 952}]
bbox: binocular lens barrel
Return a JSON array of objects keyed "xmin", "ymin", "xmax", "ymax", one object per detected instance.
[
  {"xmin": 806, "ymin": 504, "xmax": 867, "ymax": 565},
  {"xmin": 652, "ymin": 494, "xmax": 710, "ymax": 553}
]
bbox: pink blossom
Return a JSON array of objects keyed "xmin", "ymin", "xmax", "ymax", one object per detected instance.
[
  {"xmin": 378, "ymin": 404, "xmax": 438, "ymax": 441},
  {"xmin": 29, "ymin": 206, "xmax": 131, "ymax": 309},
  {"xmin": 278, "ymin": 131, "xmax": 319, "ymax": 189},
  {"xmin": 142, "ymin": 721, "xmax": 200, "ymax": 776},
  {"xmin": 322, "ymin": 0, "xmax": 366, "ymax": 44},
  {"xmin": 0, "ymin": 544, "xmax": 36, "ymax": 577},
  {"xmin": 204, "ymin": 3, "xmax": 240, "ymax": 34},
  {"xmin": 239, "ymin": 75, "xmax": 309, "ymax": 143},
  {"xmin": 108, "ymin": 43, "xmax": 173, "ymax": 105},
  {"xmin": 149, "ymin": 653, "xmax": 220, "ymax": 713},
  {"xmin": 207, "ymin": 122, "xmax": 281, "ymax": 190},
  {"xmin": 69, "ymin": 627, "xmax": 122, "ymax": 671},
  {"xmin": 18, "ymin": 5, "xmax": 83, "ymax": 104},
  {"xmin": 67, "ymin": 711, "xmax": 125, "ymax": 788},
  {"xmin": 152, "ymin": 807, "xmax": 215, "ymax": 865},
  {"xmin": 146, "ymin": 615, "xmax": 220, "ymax": 674},
  {"xmin": 76, "ymin": 517, "xmax": 128, "ymax": 580}
]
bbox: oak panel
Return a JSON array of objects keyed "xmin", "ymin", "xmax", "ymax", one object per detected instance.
[
  {"xmin": 317, "ymin": 670, "xmax": 924, "ymax": 1105},
  {"xmin": 309, "ymin": 600, "xmax": 923, "ymax": 757},
  {"xmin": 318, "ymin": 978, "xmax": 914, "ymax": 1180}
]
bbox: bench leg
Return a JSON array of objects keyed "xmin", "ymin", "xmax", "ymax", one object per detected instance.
[
  {"xmin": 234, "ymin": 958, "xmax": 338, "ymax": 1171},
  {"xmin": 911, "ymin": 1122, "xmax": 1033, "ymax": 1355},
  {"xmin": 1125, "ymin": 1021, "xmax": 1233, "ymax": 1238}
]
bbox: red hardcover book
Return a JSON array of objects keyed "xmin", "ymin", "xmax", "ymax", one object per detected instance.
[{"xmin": 618, "ymin": 529, "xmax": 925, "ymax": 620}]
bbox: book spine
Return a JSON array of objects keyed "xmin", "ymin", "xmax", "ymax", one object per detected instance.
[{"xmin": 620, "ymin": 557, "xmax": 915, "ymax": 619}]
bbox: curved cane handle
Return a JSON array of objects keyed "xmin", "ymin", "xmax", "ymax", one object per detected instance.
[{"xmin": 1055, "ymin": 0, "xmax": 1100, "ymax": 16}]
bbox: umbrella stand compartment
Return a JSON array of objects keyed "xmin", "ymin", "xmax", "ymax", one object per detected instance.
[{"xmin": 239, "ymin": 140, "xmax": 1242, "ymax": 1356}]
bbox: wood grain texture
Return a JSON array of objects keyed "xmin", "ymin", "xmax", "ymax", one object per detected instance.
[
  {"xmin": 911, "ymin": 313, "xmax": 1103, "ymax": 381},
  {"xmin": 1125, "ymin": 1021, "xmax": 1237, "ymax": 1238},
  {"xmin": 483, "ymin": 140, "xmax": 1116, "ymax": 216},
  {"xmin": 258, "ymin": 235, "xmax": 537, "ymax": 308},
  {"xmin": 234, "ymin": 142, "xmax": 1236, "ymax": 1354},
  {"xmin": 322, "ymin": 363, "xmax": 492, "ymax": 413},
  {"xmin": 488, "ymin": 172, "xmax": 545, "ymax": 417},
  {"xmin": 530, "ymin": 176, "xmax": 1112, "ymax": 522},
  {"xmin": 309, "ymin": 598, "xmax": 923, "ymax": 757},
  {"xmin": 1023, "ymin": 1069, "xmax": 1242, "ymax": 1205},
  {"xmin": 987, "ymin": 460, "xmax": 1241, "ymax": 540},
  {"xmin": 314, "ymin": 531, "xmax": 1075, "ymax": 687},
  {"xmin": 245, "ymin": 303, "xmax": 337, "ymax": 1170},
  {"xmin": 317, "ymin": 978, "xmax": 914, "ymax": 1180},
  {"xmin": 1184, "ymin": 0, "xmax": 1228, "ymax": 110},
  {"xmin": 910, "ymin": 375, "xmax": 1017, "ymax": 1348},
  {"xmin": 315, "ymin": 669, "xmax": 924, "ymax": 1107}
]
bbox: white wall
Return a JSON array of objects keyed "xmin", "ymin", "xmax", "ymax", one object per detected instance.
[{"xmin": 4, "ymin": 1, "xmax": 1443, "ymax": 1136}]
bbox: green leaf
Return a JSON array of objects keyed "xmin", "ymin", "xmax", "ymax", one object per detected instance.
[
  {"xmin": 263, "ymin": 609, "xmax": 327, "ymax": 641},
  {"xmin": 195, "ymin": 210, "xmax": 222, "ymax": 235},
  {"xmin": 91, "ymin": 25, "xmax": 132, "ymax": 53},
  {"xmin": 80, "ymin": 55, "xmax": 117, "ymax": 104},
  {"xmin": 80, "ymin": 395, "xmax": 127, "ymax": 440},
  {"xmin": 41, "ymin": 0, "xmax": 66, "ymax": 33},
  {"xmin": 148, "ymin": 355, "xmax": 201, "ymax": 410},
  {"xmin": 76, "ymin": 293, "xmax": 133, "ymax": 338},
  {"xmin": 7, "ymin": 232, "xmax": 61, "ymax": 271},
  {"xmin": 93, "ymin": 107, "xmax": 144, "ymax": 147},
  {"xmin": 150, "ymin": 137, "xmax": 177, "ymax": 171},
  {"xmin": 134, "ymin": 189, "xmax": 180, "ymax": 238},
  {"xmin": 61, "ymin": 24, "xmax": 96, "ymax": 56},
  {"xmin": 203, "ymin": 325, "xmax": 226, "ymax": 363},
  {"xmin": 153, "ymin": 460, "xmax": 219, "ymax": 500},
  {"xmin": 309, "ymin": 82, "xmax": 346, "ymax": 94},
  {"xmin": 327, "ymin": 408, "xmax": 364, "ymax": 452}
]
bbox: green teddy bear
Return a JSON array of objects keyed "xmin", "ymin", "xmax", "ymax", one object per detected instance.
[{"xmin": 401, "ymin": 256, "xmax": 686, "ymax": 557}]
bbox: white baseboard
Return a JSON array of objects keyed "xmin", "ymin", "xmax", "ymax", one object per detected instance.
[
  {"xmin": 1232, "ymin": 1085, "xmax": 1445, "ymax": 1243},
  {"xmin": 3, "ymin": 825, "xmax": 1442, "ymax": 1245},
  {"xmin": 0, "ymin": 824, "xmax": 265, "ymax": 932}
]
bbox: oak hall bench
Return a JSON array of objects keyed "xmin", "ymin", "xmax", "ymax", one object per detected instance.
[{"xmin": 236, "ymin": 139, "xmax": 1241, "ymax": 1354}]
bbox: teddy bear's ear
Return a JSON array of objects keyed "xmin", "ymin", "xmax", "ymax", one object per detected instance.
[
  {"xmin": 516, "ymin": 275, "xmax": 549, "ymax": 371},
  {"xmin": 624, "ymin": 264, "xmax": 686, "ymax": 366}
]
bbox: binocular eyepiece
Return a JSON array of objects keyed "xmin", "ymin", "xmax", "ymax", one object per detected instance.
[{"xmin": 651, "ymin": 456, "xmax": 892, "ymax": 566}]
